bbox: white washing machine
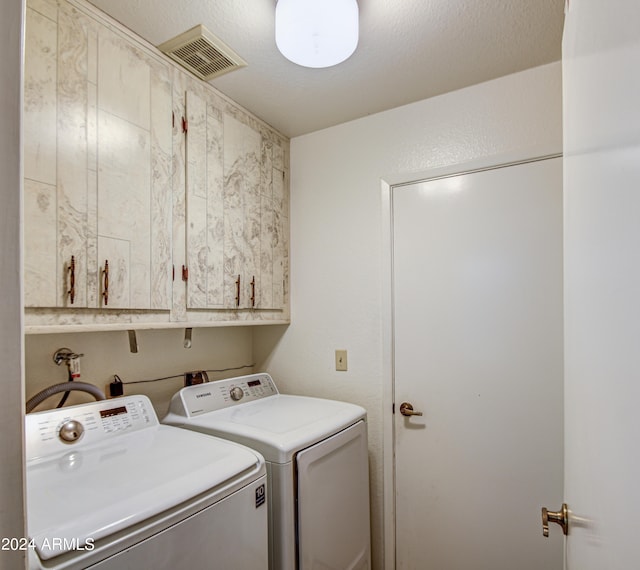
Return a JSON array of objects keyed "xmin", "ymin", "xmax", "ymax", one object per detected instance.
[
  {"xmin": 163, "ymin": 373, "xmax": 371, "ymax": 570},
  {"xmin": 25, "ymin": 395, "xmax": 268, "ymax": 570}
]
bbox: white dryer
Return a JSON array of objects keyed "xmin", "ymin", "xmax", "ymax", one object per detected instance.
[
  {"xmin": 163, "ymin": 373, "xmax": 371, "ymax": 570},
  {"xmin": 25, "ymin": 395, "xmax": 268, "ymax": 570}
]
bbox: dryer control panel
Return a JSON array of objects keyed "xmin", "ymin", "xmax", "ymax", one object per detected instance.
[
  {"xmin": 168, "ymin": 373, "xmax": 279, "ymax": 417},
  {"xmin": 26, "ymin": 395, "xmax": 157, "ymax": 460}
]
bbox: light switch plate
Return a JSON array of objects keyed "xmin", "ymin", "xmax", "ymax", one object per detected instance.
[{"xmin": 335, "ymin": 349, "xmax": 348, "ymax": 371}]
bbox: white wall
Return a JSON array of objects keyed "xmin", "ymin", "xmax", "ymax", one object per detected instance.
[
  {"xmin": 0, "ymin": 0, "xmax": 26, "ymax": 566},
  {"xmin": 254, "ymin": 61, "xmax": 563, "ymax": 570}
]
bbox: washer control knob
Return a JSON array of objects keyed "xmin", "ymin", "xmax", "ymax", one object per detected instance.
[
  {"xmin": 59, "ymin": 420, "xmax": 84, "ymax": 444},
  {"xmin": 230, "ymin": 386, "xmax": 244, "ymax": 401}
]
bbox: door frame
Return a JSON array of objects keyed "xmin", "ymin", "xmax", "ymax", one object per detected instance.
[{"xmin": 380, "ymin": 152, "xmax": 562, "ymax": 570}]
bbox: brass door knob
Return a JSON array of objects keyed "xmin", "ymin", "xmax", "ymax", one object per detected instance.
[
  {"xmin": 399, "ymin": 402, "xmax": 423, "ymax": 417},
  {"xmin": 541, "ymin": 503, "xmax": 568, "ymax": 537}
]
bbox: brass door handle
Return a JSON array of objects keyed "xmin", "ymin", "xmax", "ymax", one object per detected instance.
[
  {"xmin": 399, "ymin": 402, "xmax": 423, "ymax": 417},
  {"xmin": 541, "ymin": 503, "xmax": 568, "ymax": 537}
]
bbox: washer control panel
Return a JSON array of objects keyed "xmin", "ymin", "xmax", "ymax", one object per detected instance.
[
  {"xmin": 26, "ymin": 395, "xmax": 157, "ymax": 460},
  {"xmin": 171, "ymin": 373, "xmax": 279, "ymax": 417}
]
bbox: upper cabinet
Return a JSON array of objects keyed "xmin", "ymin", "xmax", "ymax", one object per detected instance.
[
  {"xmin": 23, "ymin": 0, "xmax": 289, "ymax": 332},
  {"xmin": 24, "ymin": 0, "xmax": 172, "ymax": 311},
  {"xmin": 183, "ymin": 90, "xmax": 287, "ymax": 311}
]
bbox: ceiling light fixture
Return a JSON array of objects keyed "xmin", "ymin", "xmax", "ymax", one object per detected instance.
[{"xmin": 275, "ymin": 0, "xmax": 359, "ymax": 68}]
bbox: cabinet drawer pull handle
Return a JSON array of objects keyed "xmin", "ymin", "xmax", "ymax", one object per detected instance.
[
  {"xmin": 235, "ymin": 274, "xmax": 241, "ymax": 307},
  {"xmin": 250, "ymin": 276, "xmax": 256, "ymax": 307},
  {"xmin": 68, "ymin": 255, "xmax": 76, "ymax": 305},
  {"xmin": 102, "ymin": 260, "xmax": 109, "ymax": 306}
]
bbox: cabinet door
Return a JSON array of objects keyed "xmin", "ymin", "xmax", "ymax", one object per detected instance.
[
  {"xmin": 95, "ymin": 29, "xmax": 172, "ymax": 310},
  {"xmin": 223, "ymin": 112, "xmax": 262, "ymax": 309},
  {"xmin": 23, "ymin": 0, "xmax": 172, "ymax": 310},
  {"xmin": 24, "ymin": 1, "xmax": 88, "ymax": 308},
  {"xmin": 185, "ymin": 89, "xmax": 225, "ymax": 309},
  {"xmin": 184, "ymin": 90, "xmax": 287, "ymax": 310},
  {"xmin": 258, "ymin": 139, "xmax": 287, "ymax": 310}
]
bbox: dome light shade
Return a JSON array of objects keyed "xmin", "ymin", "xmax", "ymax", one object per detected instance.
[{"xmin": 275, "ymin": 0, "xmax": 359, "ymax": 68}]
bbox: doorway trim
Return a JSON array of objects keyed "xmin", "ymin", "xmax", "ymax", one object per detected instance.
[{"xmin": 380, "ymin": 152, "xmax": 561, "ymax": 570}]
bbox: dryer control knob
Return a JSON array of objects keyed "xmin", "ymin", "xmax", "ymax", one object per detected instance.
[
  {"xmin": 59, "ymin": 420, "xmax": 84, "ymax": 444},
  {"xmin": 230, "ymin": 386, "xmax": 244, "ymax": 401}
]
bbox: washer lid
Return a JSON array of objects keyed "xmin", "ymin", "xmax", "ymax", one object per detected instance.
[
  {"xmin": 27, "ymin": 425, "xmax": 262, "ymax": 561},
  {"xmin": 164, "ymin": 394, "xmax": 366, "ymax": 463}
]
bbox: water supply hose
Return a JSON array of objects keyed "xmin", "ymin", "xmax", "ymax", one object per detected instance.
[{"xmin": 26, "ymin": 382, "xmax": 106, "ymax": 413}]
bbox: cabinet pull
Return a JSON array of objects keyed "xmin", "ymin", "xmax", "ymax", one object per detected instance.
[
  {"xmin": 67, "ymin": 255, "xmax": 76, "ymax": 305},
  {"xmin": 250, "ymin": 275, "xmax": 256, "ymax": 308},
  {"xmin": 235, "ymin": 274, "xmax": 241, "ymax": 307},
  {"xmin": 102, "ymin": 260, "xmax": 109, "ymax": 306}
]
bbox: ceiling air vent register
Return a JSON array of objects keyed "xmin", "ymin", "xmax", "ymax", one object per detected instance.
[{"xmin": 158, "ymin": 25, "xmax": 247, "ymax": 81}]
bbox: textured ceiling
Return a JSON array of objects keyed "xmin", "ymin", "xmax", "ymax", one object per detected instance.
[{"xmin": 86, "ymin": 0, "xmax": 565, "ymax": 138}]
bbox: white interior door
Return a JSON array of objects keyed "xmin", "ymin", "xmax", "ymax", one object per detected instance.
[
  {"xmin": 392, "ymin": 158, "xmax": 563, "ymax": 570},
  {"xmin": 563, "ymin": 1, "xmax": 640, "ymax": 568}
]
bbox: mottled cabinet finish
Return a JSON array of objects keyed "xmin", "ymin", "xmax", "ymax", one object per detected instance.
[
  {"xmin": 184, "ymin": 90, "xmax": 287, "ymax": 311},
  {"xmin": 24, "ymin": 0, "xmax": 172, "ymax": 311},
  {"xmin": 23, "ymin": 0, "xmax": 289, "ymax": 332}
]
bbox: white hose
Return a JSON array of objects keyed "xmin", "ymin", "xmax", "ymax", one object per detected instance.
[{"xmin": 26, "ymin": 382, "xmax": 106, "ymax": 413}]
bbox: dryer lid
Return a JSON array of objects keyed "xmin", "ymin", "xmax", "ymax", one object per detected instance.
[
  {"xmin": 164, "ymin": 394, "xmax": 366, "ymax": 463},
  {"xmin": 26, "ymin": 425, "xmax": 262, "ymax": 561}
]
